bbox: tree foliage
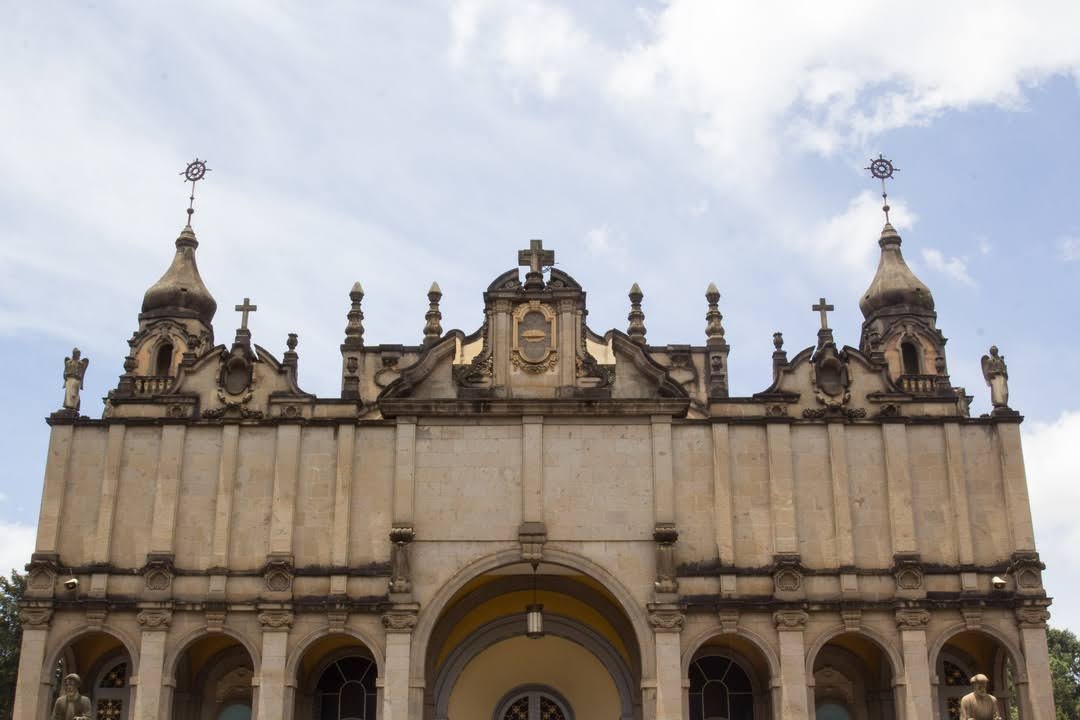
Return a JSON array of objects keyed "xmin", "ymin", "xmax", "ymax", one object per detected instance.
[
  {"xmin": 0, "ymin": 570, "xmax": 26, "ymax": 720},
  {"xmin": 1049, "ymin": 627, "xmax": 1080, "ymax": 720}
]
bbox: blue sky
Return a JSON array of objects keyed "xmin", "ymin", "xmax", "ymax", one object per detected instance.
[{"xmin": 2, "ymin": 1, "xmax": 1079, "ymax": 627}]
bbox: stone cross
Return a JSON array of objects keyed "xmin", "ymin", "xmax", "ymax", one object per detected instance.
[
  {"xmin": 812, "ymin": 297, "xmax": 834, "ymax": 329},
  {"xmin": 235, "ymin": 297, "xmax": 258, "ymax": 329},
  {"xmin": 518, "ymin": 239, "xmax": 555, "ymax": 275}
]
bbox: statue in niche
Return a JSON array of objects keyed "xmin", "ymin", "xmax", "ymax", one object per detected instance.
[
  {"xmin": 51, "ymin": 673, "xmax": 91, "ymax": 720},
  {"xmin": 959, "ymin": 673, "xmax": 1002, "ymax": 719},
  {"xmin": 62, "ymin": 349, "xmax": 89, "ymax": 412},
  {"xmin": 980, "ymin": 346, "xmax": 1009, "ymax": 409}
]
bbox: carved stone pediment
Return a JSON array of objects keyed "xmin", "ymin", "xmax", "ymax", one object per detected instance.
[{"xmin": 511, "ymin": 301, "xmax": 558, "ymax": 374}]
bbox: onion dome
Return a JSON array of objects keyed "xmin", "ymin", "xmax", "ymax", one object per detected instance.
[
  {"xmin": 859, "ymin": 222, "xmax": 934, "ymax": 319},
  {"xmin": 140, "ymin": 224, "xmax": 217, "ymax": 325}
]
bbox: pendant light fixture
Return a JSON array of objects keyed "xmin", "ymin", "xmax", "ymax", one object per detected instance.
[{"xmin": 525, "ymin": 560, "xmax": 544, "ymax": 639}]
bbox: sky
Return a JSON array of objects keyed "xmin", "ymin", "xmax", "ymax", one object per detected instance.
[{"xmin": 1, "ymin": 1, "xmax": 1079, "ymax": 629}]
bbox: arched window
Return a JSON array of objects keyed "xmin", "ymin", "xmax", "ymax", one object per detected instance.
[
  {"xmin": 495, "ymin": 687, "xmax": 573, "ymax": 720},
  {"xmin": 313, "ymin": 655, "xmax": 377, "ymax": 720},
  {"xmin": 689, "ymin": 654, "xmax": 754, "ymax": 720},
  {"xmin": 155, "ymin": 342, "xmax": 174, "ymax": 376},
  {"xmin": 901, "ymin": 341, "xmax": 920, "ymax": 374},
  {"xmin": 93, "ymin": 660, "xmax": 130, "ymax": 720}
]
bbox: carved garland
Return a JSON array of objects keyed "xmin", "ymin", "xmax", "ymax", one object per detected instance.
[{"xmin": 511, "ymin": 301, "xmax": 558, "ymax": 374}]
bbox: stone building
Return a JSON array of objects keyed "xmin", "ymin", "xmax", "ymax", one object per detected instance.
[{"xmin": 13, "ymin": 214, "xmax": 1056, "ymax": 719}]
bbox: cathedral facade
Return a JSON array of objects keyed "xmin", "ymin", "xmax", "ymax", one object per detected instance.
[{"xmin": 13, "ymin": 215, "xmax": 1056, "ymax": 719}]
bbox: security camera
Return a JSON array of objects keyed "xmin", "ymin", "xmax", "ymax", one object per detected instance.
[
  {"xmin": 64, "ymin": 577, "xmax": 79, "ymax": 591},
  {"xmin": 991, "ymin": 576, "xmax": 1007, "ymax": 590}
]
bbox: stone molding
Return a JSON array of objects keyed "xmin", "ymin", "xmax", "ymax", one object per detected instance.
[
  {"xmin": 86, "ymin": 606, "xmax": 108, "ymax": 630},
  {"xmin": 772, "ymin": 610, "xmax": 808, "ymax": 631},
  {"xmin": 840, "ymin": 608, "xmax": 862, "ymax": 631},
  {"xmin": 647, "ymin": 604, "xmax": 685, "ymax": 633},
  {"xmin": 961, "ymin": 605, "xmax": 984, "ymax": 630},
  {"xmin": 717, "ymin": 609, "xmax": 739, "ymax": 634},
  {"xmin": 894, "ymin": 608, "xmax": 931, "ymax": 629},
  {"xmin": 258, "ymin": 610, "xmax": 294, "ymax": 630},
  {"xmin": 382, "ymin": 608, "xmax": 419, "ymax": 634},
  {"xmin": 140, "ymin": 554, "xmax": 175, "ymax": 592},
  {"xmin": 205, "ymin": 609, "xmax": 227, "ymax": 632},
  {"xmin": 19, "ymin": 607, "xmax": 53, "ymax": 628},
  {"xmin": 137, "ymin": 609, "xmax": 172, "ymax": 629},
  {"xmin": 1015, "ymin": 607, "xmax": 1051, "ymax": 629}
]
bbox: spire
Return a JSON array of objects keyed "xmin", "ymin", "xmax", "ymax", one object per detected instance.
[
  {"xmin": 627, "ymin": 283, "xmax": 646, "ymax": 344},
  {"xmin": 423, "ymin": 282, "xmax": 443, "ymax": 346},
  {"xmin": 705, "ymin": 283, "xmax": 730, "ymax": 398},
  {"xmin": 859, "ymin": 222, "xmax": 935, "ymax": 319},
  {"xmin": 705, "ymin": 282, "xmax": 725, "ymax": 344},
  {"xmin": 343, "ymin": 281, "xmax": 365, "ymax": 349},
  {"xmin": 140, "ymin": 224, "xmax": 218, "ymax": 325}
]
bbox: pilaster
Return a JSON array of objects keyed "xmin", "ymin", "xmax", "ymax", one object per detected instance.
[
  {"xmin": 827, "ymin": 423, "xmax": 855, "ymax": 570},
  {"xmin": 131, "ymin": 609, "xmax": 172, "ymax": 720},
  {"xmin": 895, "ymin": 608, "xmax": 933, "ymax": 720},
  {"xmin": 34, "ymin": 424, "xmax": 74, "ymax": 556},
  {"xmin": 268, "ymin": 424, "xmax": 301, "ymax": 556},
  {"xmin": 651, "ymin": 415, "xmax": 675, "ymax": 525},
  {"xmin": 766, "ymin": 423, "xmax": 797, "ymax": 556},
  {"xmin": 392, "ymin": 417, "xmax": 417, "ymax": 525},
  {"xmin": 331, "ymin": 424, "xmax": 356, "ymax": 571},
  {"xmin": 521, "ymin": 416, "xmax": 544, "ymax": 523},
  {"xmin": 92, "ymin": 424, "xmax": 127, "ymax": 567},
  {"xmin": 210, "ymin": 423, "xmax": 239, "ymax": 595},
  {"xmin": 997, "ymin": 422, "xmax": 1037, "ymax": 553},
  {"xmin": 1016, "ymin": 606, "xmax": 1056, "ymax": 720},
  {"xmin": 710, "ymin": 424, "xmax": 735, "ymax": 568},
  {"xmin": 773, "ymin": 610, "xmax": 810, "ymax": 720},
  {"xmin": 943, "ymin": 423, "xmax": 976, "ymax": 580},
  {"xmin": 648, "ymin": 604, "xmax": 685, "ymax": 720},
  {"xmin": 149, "ymin": 424, "xmax": 186, "ymax": 556},
  {"xmin": 256, "ymin": 609, "xmax": 293, "ymax": 720},
  {"xmin": 382, "ymin": 606, "xmax": 419, "ymax": 720},
  {"xmin": 13, "ymin": 607, "xmax": 52, "ymax": 720},
  {"xmin": 881, "ymin": 423, "xmax": 917, "ymax": 555}
]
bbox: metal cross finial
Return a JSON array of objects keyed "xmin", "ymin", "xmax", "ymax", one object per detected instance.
[
  {"xmin": 180, "ymin": 158, "xmax": 211, "ymax": 226},
  {"xmin": 865, "ymin": 154, "xmax": 899, "ymax": 223},
  {"xmin": 518, "ymin": 239, "xmax": 555, "ymax": 275},
  {"xmin": 812, "ymin": 297, "xmax": 834, "ymax": 330},
  {"xmin": 235, "ymin": 297, "xmax": 257, "ymax": 330}
]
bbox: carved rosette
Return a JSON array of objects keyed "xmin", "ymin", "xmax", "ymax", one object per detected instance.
[
  {"xmin": 1015, "ymin": 606, "xmax": 1051, "ymax": 629},
  {"xmin": 382, "ymin": 610, "xmax": 419, "ymax": 634},
  {"xmin": 263, "ymin": 557, "xmax": 294, "ymax": 593},
  {"xmin": 772, "ymin": 610, "xmax": 809, "ymax": 631},
  {"xmin": 140, "ymin": 555, "xmax": 175, "ymax": 592},
  {"xmin": 258, "ymin": 610, "xmax": 294, "ymax": 630},
  {"xmin": 137, "ymin": 609, "xmax": 172, "ymax": 630},
  {"xmin": 894, "ymin": 609, "xmax": 931, "ymax": 630},
  {"xmin": 772, "ymin": 555, "xmax": 803, "ymax": 594},
  {"xmin": 893, "ymin": 554, "xmax": 924, "ymax": 591},
  {"xmin": 19, "ymin": 607, "xmax": 53, "ymax": 628}
]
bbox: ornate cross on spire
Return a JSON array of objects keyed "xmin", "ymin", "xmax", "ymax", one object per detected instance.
[
  {"xmin": 518, "ymin": 239, "xmax": 555, "ymax": 290},
  {"xmin": 865, "ymin": 154, "xmax": 898, "ymax": 223},
  {"xmin": 180, "ymin": 157, "xmax": 211, "ymax": 226},
  {"xmin": 812, "ymin": 297, "xmax": 834, "ymax": 330},
  {"xmin": 235, "ymin": 297, "xmax": 257, "ymax": 329}
]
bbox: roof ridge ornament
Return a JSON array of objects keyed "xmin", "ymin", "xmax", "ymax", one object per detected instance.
[
  {"xmin": 865, "ymin": 153, "xmax": 898, "ymax": 224},
  {"xmin": 518, "ymin": 239, "xmax": 555, "ymax": 291},
  {"xmin": 180, "ymin": 157, "xmax": 211, "ymax": 227}
]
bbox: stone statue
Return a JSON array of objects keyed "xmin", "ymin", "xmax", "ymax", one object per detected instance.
[
  {"xmin": 62, "ymin": 348, "xmax": 89, "ymax": 412},
  {"xmin": 959, "ymin": 673, "xmax": 1002, "ymax": 720},
  {"xmin": 980, "ymin": 346, "xmax": 1009, "ymax": 409},
  {"xmin": 51, "ymin": 673, "xmax": 91, "ymax": 720}
]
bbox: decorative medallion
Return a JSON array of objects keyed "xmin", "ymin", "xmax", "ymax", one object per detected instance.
[{"xmin": 511, "ymin": 301, "xmax": 558, "ymax": 374}]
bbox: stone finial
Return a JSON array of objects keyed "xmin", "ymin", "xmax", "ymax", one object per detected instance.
[
  {"xmin": 627, "ymin": 283, "xmax": 647, "ymax": 345},
  {"xmin": 773, "ymin": 332, "xmax": 784, "ymax": 351},
  {"xmin": 705, "ymin": 283, "xmax": 726, "ymax": 345},
  {"xmin": 283, "ymin": 333, "xmax": 299, "ymax": 370},
  {"xmin": 423, "ymin": 282, "xmax": 443, "ymax": 346},
  {"xmin": 343, "ymin": 281, "xmax": 365, "ymax": 349},
  {"xmin": 772, "ymin": 331, "xmax": 788, "ymax": 379}
]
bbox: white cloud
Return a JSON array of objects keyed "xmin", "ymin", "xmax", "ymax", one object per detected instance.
[
  {"xmin": 920, "ymin": 248, "xmax": 976, "ymax": 286},
  {"xmin": 451, "ymin": 1, "xmax": 1080, "ymax": 190},
  {"xmin": 977, "ymin": 236, "xmax": 992, "ymax": 256},
  {"xmin": 586, "ymin": 225, "xmax": 612, "ymax": 254},
  {"xmin": 1024, "ymin": 411, "xmax": 1080, "ymax": 631},
  {"xmin": 0, "ymin": 522, "xmax": 36, "ymax": 576},
  {"xmin": 1059, "ymin": 236, "xmax": 1080, "ymax": 261}
]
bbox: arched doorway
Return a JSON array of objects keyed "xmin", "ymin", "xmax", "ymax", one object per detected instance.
[
  {"xmin": 932, "ymin": 629, "xmax": 1023, "ymax": 719},
  {"xmin": 684, "ymin": 633, "xmax": 775, "ymax": 720},
  {"xmin": 495, "ymin": 685, "xmax": 574, "ymax": 720},
  {"xmin": 811, "ymin": 632, "xmax": 899, "ymax": 720},
  {"xmin": 424, "ymin": 564, "xmax": 642, "ymax": 720},
  {"xmin": 44, "ymin": 630, "xmax": 135, "ymax": 720},
  {"xmin": 169, "ymin": 635, "xmax": 256, "ymax": 720},
  {"xmin": 290, "ymin": 633, "xmax": 381, "ymax": 720}
]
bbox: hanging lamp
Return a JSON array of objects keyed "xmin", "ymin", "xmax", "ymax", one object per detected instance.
[{"xmin": 525, "ymin": 561, "xmax": 544, "ymax": 639}]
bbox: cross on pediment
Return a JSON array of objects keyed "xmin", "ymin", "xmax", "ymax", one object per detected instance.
[
  {"xmin": 812, "ymin": 297, "xmax": 834, "ymax": 330},
  {"xmin": 235, "ymin": 297, "xmax": 258, "ymax": 329},
  {"xmin": 518, "ymin": 239, "xmax": 555, "ymax": 275}
]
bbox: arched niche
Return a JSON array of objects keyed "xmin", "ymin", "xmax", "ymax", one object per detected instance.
[
  {"xmin": 683, "ymin": 631, "xmax": 778, "ymax": 720},
  {"xmin": 807, "ymin": 630, "xmax": 903, "ymax": 720},
  {"xmin": 929, "ymin": 626, "xmax": 1026, "ymax": 720},
  {"xmin": 42, "ymin": 629, "xmax": 138, "ymax": 720},
  {"xmin": 167, "ymin": 634, "xmax": 257, "ymax": 720},
  {"xmin": 288, "ymin": 632, "xmax": 382, "ymax": 720}
]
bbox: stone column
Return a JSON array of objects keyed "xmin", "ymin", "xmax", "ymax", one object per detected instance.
[
  {"xmin": 1016, "ymin": 607, "xmax": 1056, "ymax": 720},
  {"xmin": 381, "ymin": 607, "xmax": 418, "ymax": 720},
  {"xmin": 648, "ymin": 605, "xmax": 684, "ymax": 720},
  {"xmin": 895, "ymin": 609, "xmax": 933, "ymax": 720},
  {"xmin": 773, "ymin": 611, "xmax": 810, "ymax": 720},
  {"xmin": 256, "ymin": 610, "xmax": 293, "ymax": 720},
  {"xmin": 131, "ymin": 609, "xmax": 172, "ymax": 720},
  {"xmin": 34, "ymin": 424, "xmax": 73, "ymax": 557},
  {"xmin": 12, "ymin": 607, "xmax": 51, "ymax": 720}
]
